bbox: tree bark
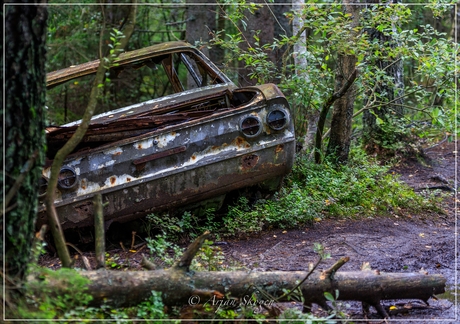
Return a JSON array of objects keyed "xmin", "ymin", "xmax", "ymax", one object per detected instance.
[
  {"xmin": 314, "ymin": 68, "xmax": 358, "ymax": 164},
  {"xmin": 326, "ymin": 54, "xmax": 358, "ymax": 163},
  {"xmin": 4, "ymin": 0, "xmax": 48, "ymax": 281},
  {"xmin": 28, "ymin": 233, "xmax": 446, "ymax": 319},
  {"xmin": 186, "ymin": 0, "xmax": 217, "ymax": 59},
  {"xmin": 325, "ymin": 0, "xmax": 360, "ymax": 164},
  {"xmin": 362, "ymin": 0, "xmax": 405, "ymax": 153},
  {"xmin": 451, "ymin": 2, "xmax": 460, "ymax": 43},
  {"xmin": 36, "ymin": 267, "xmax": 444, "ymax": 319},
  {"xmin": 292, "ymin": 0, "xmax": 320, "ymax": 154},
  {"xmin": 94, "ymin": 194, "xmax": 105, "ymax": 269}
]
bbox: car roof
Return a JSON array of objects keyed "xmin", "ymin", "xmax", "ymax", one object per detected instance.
[{"xmin": 46, "ymin": 41, "xmax": 199, "ymax": 87}]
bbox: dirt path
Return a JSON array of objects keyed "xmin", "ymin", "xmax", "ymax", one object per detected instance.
[{"xmin": 222, "ymin": 140, "xmax": 458, "ymax": 322}]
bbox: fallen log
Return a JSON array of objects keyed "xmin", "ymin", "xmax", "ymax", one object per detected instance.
[
  {"xmin": 34, "ymin": 232, "xmax": 446, "ymax": 318},
  {"xmin": 79, "ymin": 267, "xmax": 445, "ymax": 318}
]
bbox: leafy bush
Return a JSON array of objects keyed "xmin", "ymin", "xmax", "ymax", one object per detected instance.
[{"xmin": 218, "ymin": 147, "xmax": 443, "ymax": 236}]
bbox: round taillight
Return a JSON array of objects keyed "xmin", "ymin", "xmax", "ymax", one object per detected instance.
[
  {"xmin": 240, "ymin": 115, "xmax": 262, "ymax": 138},
  {"xmin": 38, "ymin": 176, "xmax": 48, "ymax": 197},
  {"xmin": 58, "ymin": 166, "xmax": 78, "ymax": 190},
  {"xmin": 266, "ymin": 109, "xmax": 289, "ymax": 131}
]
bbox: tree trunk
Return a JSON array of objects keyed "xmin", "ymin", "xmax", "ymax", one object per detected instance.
[
  {"xmin": 362, "ymin": 0, "xmax": 405, "ymax": 153},
  {"xmin": 3, "ymin": 1, "xmax": 47, "ymax": 281},
  {"xmin": 186, "ymin": 0, "xmax": 216, "ymax": 59},
  {"xmin": 28, "ymin": 233, "xmax": 446, "ymax": 319},
  {"xmin": 325, "ymin": 0, "xmax": 360, "ymax": 164},
  {"xmin": 292, "ymin": 0, "xmax": 319, "ymax": 154},
  {"xmin": 314, "ymin": 67, "xmax": 358, "ymax": 164},
  {"xmin": 75, "ymin": 269, "xmax": 444, "ymax": 317},
  {"xmin": 451, "ymin": 2, "xmax": 460, "ymax": 43},
  {"xmin": 238, "ymin": 1, "xmax": 275, "ymax": 86},
  {"xmin": 326, "ymin": 54, "xmax": 358, "ymax": 163}
]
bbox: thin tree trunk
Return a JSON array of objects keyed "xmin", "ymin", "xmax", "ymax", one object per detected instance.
[
  {"xmin": 44, "ymin": 1, "xmax": 137, "ymax": 268},
  {"xmin": 292, "ymin": 0, "xmax": 319, "ymax": 154},
  {"xmin": 94, "ymin": 194, "xmax": 105, "ymax": 269},
  {"xmin": 326, "ymin": 53, "xmax": 358, "ymax": 163},
  {"xmin": 238, "ymin": 1, "xmax": 275, "ymax": 86},
  {"xmin": 451, "ymin": 2, "xmax": 460, "ymax": 43},
  {"xmin": 325, "ymin": 0, "xmax": 360, "ymax": 164},
  {"xmin": 303, "ymin": 110, "xmax": 320, "ymax": 154},
  {"xmin": 362, "ymin": 0, "xmax": 405, "ymax": 153}
]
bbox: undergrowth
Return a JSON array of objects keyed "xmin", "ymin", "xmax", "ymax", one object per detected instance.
[{"xmin": 149, "ymin": 147, "xmax": 444, "ymax": 239}]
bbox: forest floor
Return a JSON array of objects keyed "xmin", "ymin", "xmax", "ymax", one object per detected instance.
[{"xmin": 40, "ymin": 140, "xmax": 458, "ymax": 323}]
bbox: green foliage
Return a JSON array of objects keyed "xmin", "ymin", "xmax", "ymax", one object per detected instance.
[
  {"xmin": 278, "ymin": 308, "xmax": 336, "ymax": 324},
  {"xmin": 64, "ymin": 291, "xmax": 167, "ymax": 323},
  {"xmin": 145, "ymin": 208, "xmax": 223, "ymax": 242},
  {"xmin": 146, "ymin": 234, "xmax": 183, "ymax": 267},
  {"xmin": 144, "ymin": 212, "xmax": 184, "ymax": 240},
  {"xmin": 17, "ymin": 267, "xmax": 93, "ymax": 320},
  {"xmin": 136, "ymin": 291, "xmax": 168, "ymax": 321},
  {"xmin": 222, "ymin": 196, "xmax": 265, "ymax": 235},
  {"xmin": 211, "ymin": 1, "xmax": 457, "ymax": 153},
  {"xmin": 287, "ymin": 147, "xmax": 443, "ymax": 218},
  {"xmin": 217, "ymin": 146, "xmax": 444, "ymax": 236},
  {"xmin": 191, "ymin": 239, "xmax": 229, "ymax": 271}
]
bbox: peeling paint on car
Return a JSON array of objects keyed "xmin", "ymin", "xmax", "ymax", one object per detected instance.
[{"xmin": 156, "ymin": 132, "xmax": 179, "ymax": 148}]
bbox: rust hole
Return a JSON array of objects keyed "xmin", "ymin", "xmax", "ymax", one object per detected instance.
[
  {"xmin": 135, "ymin": 162, "xmax": 146, "ymax": 172},
  {"xmin": 241, "ymin": 154, "xmax": 259, "ymax": 171},
  {"xmin": 191, "ymin": 155, "xmax": 196, "ymax": 161},
  {"xmin": 275, "ymin": 144, "xmax": 284, "ymax": 154},
  {"xmin": 138, "ymin": 144, "xmax": 142, "ymax": 149},
  {"xmin": 74, "ymin": 201, "xmax": 93, "ymax": 216},
  {"xmin": 110, "ymin": 176, "xmax": 116, "ymax": 185},
  {"xmin": 235, "ymin": 136, "xmax": 245, "ymax": 148},
  {"xmin": 127, "ymin": 177, "xmax": 131, "ymax": 182}
]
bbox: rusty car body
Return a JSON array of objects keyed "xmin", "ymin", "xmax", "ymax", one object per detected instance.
[{"xmin": 37, "ymin": 41, "xmax": 295, "ymax": 230}]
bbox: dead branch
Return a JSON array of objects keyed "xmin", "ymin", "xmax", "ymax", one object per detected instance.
[
  {"xmin": 172, "ymin": 231, "xmax": 211, "ymax": 271},
  {"xmin": 94, "ymin": 194, "xmax": 105, "ymax": 269}
]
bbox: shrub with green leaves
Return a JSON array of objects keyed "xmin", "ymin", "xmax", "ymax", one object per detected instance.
[{"xmin": 219, "ymin": 147, "xmax": 443, "ymax": 236}]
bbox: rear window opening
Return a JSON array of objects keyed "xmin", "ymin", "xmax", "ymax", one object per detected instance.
[
  {"xmin": 45, "ymin": 50, "xmax": 260, "ymax": 160},
  {"xmin": 46, "ymin": 51, "xmax": 225, "ymax": 126}
]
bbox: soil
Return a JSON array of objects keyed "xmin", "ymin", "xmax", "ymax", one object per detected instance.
[{"xmin": 39, "ymin": 140, "xmax": 458, "ymax": 323}]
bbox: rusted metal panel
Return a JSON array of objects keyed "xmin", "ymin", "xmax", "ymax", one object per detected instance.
[{"xmin": 39, "ymin": 42, "xmax": 296, "ymax": 231}]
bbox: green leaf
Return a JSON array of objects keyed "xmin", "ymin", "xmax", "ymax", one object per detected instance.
[{"xmin": 324, "ymin": 292, "xmax": 335, "ymax": 302}]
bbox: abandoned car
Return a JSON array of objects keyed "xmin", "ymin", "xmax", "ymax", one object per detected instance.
[{"xmin": 37, "ymin": 41, "xmax": 295, "ymax": 230}]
